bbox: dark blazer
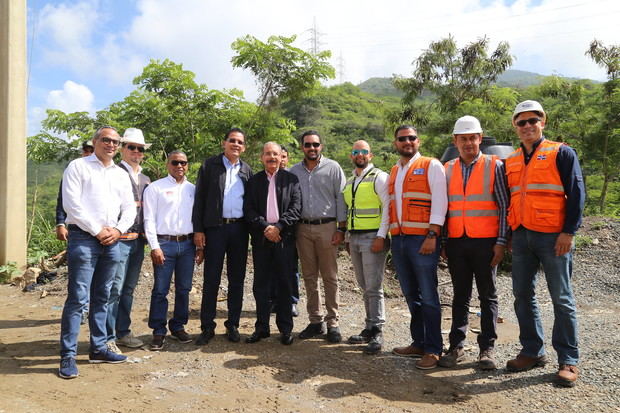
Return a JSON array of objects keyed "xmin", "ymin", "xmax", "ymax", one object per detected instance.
[
  {"xmin": 244, "ymin": 169, "xmax": 302, "ymax": 246},
  {"xmin": 192, "ymin": 153, "xmax": 252, "ymax": 232}
]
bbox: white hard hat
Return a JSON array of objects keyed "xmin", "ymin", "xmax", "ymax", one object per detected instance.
[
  {"xmin": 453, "ymin": 115, "xmax": 482, "ymax": 135},
  {"xmin": 513, "ymin": 100, "xmax": 545, "ymax": 120},
  {"xmin": 121, "ymin": 128, "xmax": 151, "ymax": 149}
]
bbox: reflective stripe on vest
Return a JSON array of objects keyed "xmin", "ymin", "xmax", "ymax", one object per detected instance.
[
  {"xmin": 506, "ymin": 139, "xmax": 566, "ymax": 233},
  {"xmin": 388, "ymin": 156, "xmax": 433, "ymax": 236},
  {"xmin": 445, "ymin": 154, "xmax": 499, "ymax": 238},
  {"xmin": 343, "ymin": 168, "xmax": 382, "ymax": 230}
]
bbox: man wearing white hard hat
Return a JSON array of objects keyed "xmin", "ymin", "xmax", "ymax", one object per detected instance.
[
  {"xmin": 505, "ymin": 100, "xmax": 585, "ymax": 387},
  {"xmin": 438, "ymin": 116, "xmax": 510, "ymax": 370},
  {"xmin": 105, "ymin": 128, "xmax": 152, "ymax": 352}
]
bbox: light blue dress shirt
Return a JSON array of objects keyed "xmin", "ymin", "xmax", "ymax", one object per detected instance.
[{"xmin": 222, "ymin": 155, "xmax": 245, "ymax": 218}]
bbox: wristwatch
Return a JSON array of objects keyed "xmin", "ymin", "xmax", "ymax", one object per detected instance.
[{"xmin": 426, "ymin": 230, "xmax": 438, "ymax": 239}]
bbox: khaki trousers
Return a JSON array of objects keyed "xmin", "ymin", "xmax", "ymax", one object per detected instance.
[{"xmin": 296, "ymin": 222, "xmax": 339, "ymax": 327}]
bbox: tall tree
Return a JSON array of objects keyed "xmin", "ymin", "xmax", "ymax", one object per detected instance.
[{"xmin": 586, "ymin": 39, "xmax": 620, "ymax": 212}]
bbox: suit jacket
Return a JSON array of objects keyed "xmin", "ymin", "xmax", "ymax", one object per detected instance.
[
  {"xmin": 244, "ymin": 169, "xmax": 301, "ymax": 246},
  {"xmin": 192, "ymin": 153, "xmax": 252, "ymax": 231}
]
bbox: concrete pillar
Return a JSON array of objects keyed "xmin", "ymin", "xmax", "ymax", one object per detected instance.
[{"xmin": 0, "ymin": 0, "xmax": 27, "ymax": 271}]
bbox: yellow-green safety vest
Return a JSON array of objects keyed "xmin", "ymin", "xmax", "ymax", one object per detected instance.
[{"xmin": 343, "ymin": 168, "xmax": 382, "ymax": 230}]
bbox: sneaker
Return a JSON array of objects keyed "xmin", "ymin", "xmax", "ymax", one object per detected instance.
[
  {"xmin": 416, "ymin": 353, "xmax": 440, "ymax": 370},
  {"xmin": 326, "ymin": 326, "xmax": 342, "ymax": 343},
  {"xmin": 89, "ymin": 348, "xmax": 127, "ymax": 364},
  {"xmin": 106, "ymin": 341, "xmax": 123, "ymax": 355},
  {"xmin": 348, "ymin": 329, "xmax": 372, "ymax": 344},
  {"xmin": 58, "ymin": 358, "xmax": 78, "ymax": 379},
  {"xmin": 478, "ymin": 349, "xmax": 497, "ymax": 370},
  {"xmin": 298, "ymin": 322, "xmax": 327, "ymax": 339},
  {"xmin": 506, "ymin": 353, "xmax": 548, "ymax": 372},
  {"xmin": 392, "ymin": 345, "xmax": 425, "ymax": 358},
  {"xmin": 557, "ymin": 364, "xmax": 579, "ymax": 387},
  {"xmin": 363, "ymin": 328, "xmax": 383, "ymax": 355},
  {"xmin": 438, "ymin": 347, "xmax": 465, "ymax": 368},
  {"xmin": 150, "ymin": 335, "xmax": 166, "ymax": 351},
  {"xmin": 117, "ymin": 332, "xmax": 144, "ymax": 348},
  {"xmin": 170, "ymin": 329, "xmax": 192, "ymax": 344}
]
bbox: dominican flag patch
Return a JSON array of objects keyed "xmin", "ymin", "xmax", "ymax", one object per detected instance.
[
  {"xmin": 537, "ymin": 154, "xmax": 547, "ymax": 160},
  {"xmin": 413, "ymin": 168, "xmax": 425, "ymax": 175}
]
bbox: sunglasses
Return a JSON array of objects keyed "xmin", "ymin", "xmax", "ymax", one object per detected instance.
[
  {"xmin": 304, "ymin": 142, "xmax": 321, "ymax": 148},
  {"xmin": 170, "ymin": 160, "xmax": 188, "ymax": 166},
  {"xmin": 351, "ymin": 149, "xmax": 369, "ymax": 156},
  {"xmin": 100, "ymin": 137, "xmax": 120, "ymax": 146},
  {"xmin": 125, "ymin": 144, "xmax": 145, "ymax": 153},
  {"xmin": 397, "ymin": 135, "xmax": 418, "ymax": 142},
  {"xmin": 227, "ymin": 138, "xmax": 245, "ymax": 146},
  {"xmin": 515, "ymin": 117, "xmax": 541, "ymax": 127}
]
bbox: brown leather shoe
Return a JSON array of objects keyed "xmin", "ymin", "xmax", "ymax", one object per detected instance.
[
  {"xmin": 392, "ymin": 345, "xmax": 424, "ymax": 358},
  {"xmin": 557, "ymin": 364, "xmax": 579, "ymax": 387},
  {"xmin": 415, "ymin": 353, "xmax": 440, "ymax": 370},
  {"xmin": 506, "ymin": 353, "xmax": 548, "ymax": 372}
]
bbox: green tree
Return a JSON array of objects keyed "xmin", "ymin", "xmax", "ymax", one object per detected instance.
[{"xmin": 586, "ymin": 39, "xmax": 620, "ymax": 212}]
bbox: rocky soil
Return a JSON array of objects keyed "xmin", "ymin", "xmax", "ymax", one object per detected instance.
[{"xmin": 0, "ymin": 216, "xmax": 618, "ymax": 413}]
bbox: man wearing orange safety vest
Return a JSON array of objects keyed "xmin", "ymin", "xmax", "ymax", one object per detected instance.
[
  {"xmin": 505, "ymin": 100, "xmax": 585, "ymax": 387},
  {"xmin": 438, "ymin": 116, "xmax": 510, "ymax": 371},
  {"xmin": 388, "ymin": 125, "xmax": 448, "ymax": 370}
]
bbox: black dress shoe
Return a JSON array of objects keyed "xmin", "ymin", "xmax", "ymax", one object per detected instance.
[
  {"xmin": 226, "ymin": 326, "xmax": 241, "ymax": 343},
  {"xmin": 280, "ymin": 334, "xmax": 293, "ymax": 345},
  {"xmin": 298, "ymin": 322, "xmax": 326, "ymax": 339},
  {"xmin": 195, "ymin": 329, "xmax": 214, "ymax": 346},
  {"xmin": 363, "ymin": 328, "xmax": 383, "ymax": 355},
  {"xmin": 326, "ymin": 326, "xmax": 342, "ymax": 343},
  {"xmin": 245, "ymin": 331, "xmax": 270, "ymax": 343}
]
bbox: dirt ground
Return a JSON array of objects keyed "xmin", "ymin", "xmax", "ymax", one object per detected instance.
[{"xmin": 1, "ymin": 218, "xmax": 618, "ymax": 412}]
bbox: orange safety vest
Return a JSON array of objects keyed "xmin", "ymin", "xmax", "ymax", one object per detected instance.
[
  {"xmin": 505, "ymin": 139, "xmax": 566, "ymax": 233},
  {"xmin": 388, "ymin": 156, "xmax": 433, "ymax": 236},
  {"xmin": 445, "ymin": 154, "xmax": 499, "ymax": 238}
]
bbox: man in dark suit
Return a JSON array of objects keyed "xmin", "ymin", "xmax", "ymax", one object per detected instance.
[
  {"xmin": 192, "ymin": 128, "xmax": 253, "ymax": 345},
  {"xmin": 244, "ymin": 142, "xmax": 301, "ymax": 345}
]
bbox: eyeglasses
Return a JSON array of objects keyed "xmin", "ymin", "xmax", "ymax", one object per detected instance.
[
  {"xmin": 170, "ymin": 160, "xmax": 188, "ymax": 166},
  {"xmin": 351, "ymin": 149, "xmax": 369, "ymax": 156},
  {"xmin": 125, "ymin": 144, "xmax": 145, "ymax": 153},
  {"xmin": 397, "ymin": 135, "xmax": 418, "ymax": 142},
  {"xmin": 100, "ymin": 137, "xmax": 120, "ymax": 146},
  {"xmin": 227, "ymin": 138, "xmax": 245, "ymax": 146},
  {"xmin": 304, "ymin": 142, "xmax": 321, "ymax": 148},
  {"xmin": 515, "ymin": 117, "xmax": 541, "ymax": 127}
]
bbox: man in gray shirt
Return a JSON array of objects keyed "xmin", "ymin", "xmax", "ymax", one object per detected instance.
[{"xmin": 290, "ymin": 130, "xmax": 347, "ymax": 343}]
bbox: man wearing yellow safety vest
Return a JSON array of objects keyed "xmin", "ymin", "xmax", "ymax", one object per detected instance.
[
  {"xmin": 342, "ymin": 140, "xmax": 390, "ymax": 355},
  {"xmin": 438, "ymin": 116, "xmax": 510, "ymax": 370},
  {"xmin": 505, "ymin": 100, "xmax": 585, "ymax": 387},
  {"xmin": 388, "ymin": 125, "xmax": 448, "ymax": 370}
]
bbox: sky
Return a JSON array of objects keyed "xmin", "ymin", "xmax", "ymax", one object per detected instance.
[{"xmin": 26, "ymin": 0, "xmax": 620, "ymax": 135}]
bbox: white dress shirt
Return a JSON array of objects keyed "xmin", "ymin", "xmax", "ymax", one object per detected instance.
[
  {"xmin": 62, "ymin": 154, "xmax": 136, "ymax": 236},
  {"xmin": 351, "ymin": 163, "xmax": 391, "ymax": 238},
  {"xmin": 394, "ymin": 152, "xmax": 447, "ymax": 226},
  {"xmin": 120, "ymin": 160, "xmax": 142, "ymax": 184},
  {"xmin": 143, "ymin": 175, "xmax": 195, "ymax": 250}
]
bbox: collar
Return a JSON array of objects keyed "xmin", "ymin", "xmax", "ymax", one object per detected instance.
[
  {"xmin": 121, "ymin": 160, "xmax": 142, "ymax": 175},
  {"xmin": 398, "ymin": 152, "xmax": 421, "ymax": 169},
  {"xmin": 166, "ymin": 174, "xmax": 187, "ymax": 184},
  {"xmin": 459, "ymin": 151, "xmax": 482, "ymax": 166},
  {"xmin": 303, "ymin": 154, "xmax": 322, "ymax": 169},
  {"xmin": 353, "ymin": 163, "xmax": 375, "ymax": 177},
  {"xmin": 520, "ymin": 137, "xmax": 545, "ymax": 154},
  {"xmin": 266, "ymin": 169, "xmax": 278, "ymax": 179},
  {"xmin": 87, "ymin": 153, "xmax": 116, "ymax": 168},
  {"xmin": 222, "ymin": 154, "xmax": 240, "ymax": 168}
]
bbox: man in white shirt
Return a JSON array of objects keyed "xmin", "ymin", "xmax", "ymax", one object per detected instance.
[
  {"xmin": 342, "ymin": 140, "xmax": 390, "ymax": 355},
  {"xmin": 143, "ymin": 151, "xmax": 201, "ymax": 351},
  {"xmin": 59, "ymin": 126, "xmax": 136, "ymax": 379},
  {"xmin": 106, "ymin": 128, "xmax": 151, "ymax": 352},
  {"xmin": 388, "ymin": 125, "xmax": 448, "ymax": 370}
]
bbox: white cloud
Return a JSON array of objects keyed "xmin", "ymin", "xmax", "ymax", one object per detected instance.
[{"xmin": 46, "ymin": 80, "xmax": 95, "ymax": 113}]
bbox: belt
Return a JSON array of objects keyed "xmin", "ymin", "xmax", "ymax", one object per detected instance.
[
  {"xmin": 67, "ymin": 224, "xmax": 85, "ymax": 232},
  {"xmin": 222, "ymin": 218, "xmax": 244, "ymax": 224},
  {"xmin": 157, "ymin": 234, "xmax": 193, "ymax": 242},
  {"xmin": 300, "ymin": 217, "xmax": 336, "ymax": 225},
  {"xmin": 349, "ymin": 229, "xmax": 377, "ymax": 234}
]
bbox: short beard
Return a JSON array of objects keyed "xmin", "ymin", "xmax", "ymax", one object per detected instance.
[{"xmin": 354, "ymin": 159, "xmax": 368, "ymax": 168}]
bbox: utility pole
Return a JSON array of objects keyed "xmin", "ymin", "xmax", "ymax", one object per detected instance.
[
  {"xmin": 306, "ymin": 17, "xmax": 325, "ymax": 56},
  {"xmin": 0, "ymin": 0, "xmax": 27, "ymax": 273}
]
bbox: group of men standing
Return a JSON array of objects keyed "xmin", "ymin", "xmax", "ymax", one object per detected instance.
[{"xmin": 56, "ymin": 99, "xmax": 584, "ymax": 388}]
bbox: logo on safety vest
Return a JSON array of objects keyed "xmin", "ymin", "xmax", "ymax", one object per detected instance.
[
  {"xmin": 412, "ymin": 168, "xmax": 425, "ymax": 175},
  {"xmin": 537, "ymin": 154, "xmax": 547, "ymax": 160}
]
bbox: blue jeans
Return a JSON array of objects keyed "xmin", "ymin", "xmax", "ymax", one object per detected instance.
[
  {"xmin": 512, "ymin": 227, "xmax": 579, "ymax": 365},
  {"xmin": 60, "ymin": 227, "xmax": 121, "ymax": 358},
  {"xmin": 391, "ymin": 234, "xmax": 442, "ymax": 355},
  {"xmin": 148, "ymin": 239, "xmax": 195, "ymax": 336},
  {"xmin": 106, "ymin": 238, "xmax": 145, "ymax": 341}
]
